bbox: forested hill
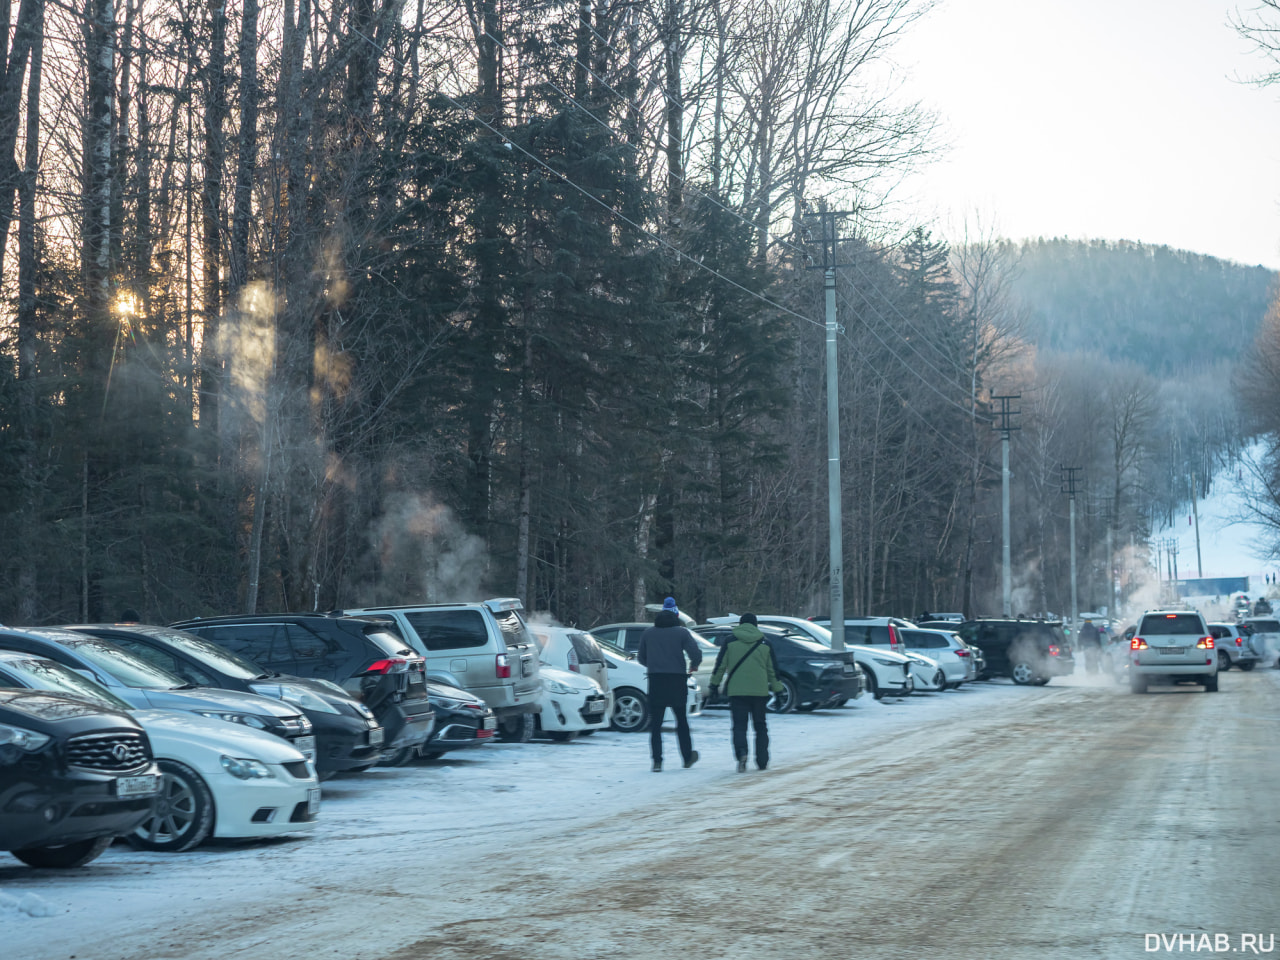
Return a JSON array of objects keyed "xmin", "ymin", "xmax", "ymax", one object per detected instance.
[{"xmin": 1005, "ymin": 238, "xmax": 1277, "ymax": 371}]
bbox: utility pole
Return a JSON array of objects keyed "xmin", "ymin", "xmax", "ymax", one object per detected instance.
[
  {"xmin": 808, "ymin": 202, "xmax": 854, "ymax": 652},
  {"xmin": 993, "ymin": 394, "xmax": 1020, "ymax": 616},
  {"xmin": 1098, "ymin": 497, "xmax": 1116, "ymax": 617},
  {"xmin": 1061, "ymin": 465, "xmax": 1082, "ymax": 629},
  {"xmin": 1190, "ymin": 471, "xmax": 1203, "ymax": 579}
]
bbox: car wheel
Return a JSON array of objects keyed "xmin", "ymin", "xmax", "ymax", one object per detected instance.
[
  {"xmin": 12, "ymin": 836, "xmax": 114, "ymax": 869},
  {"xmin": 1010, "ymin": 661, "xmax": 1037, "ymax": 685},
  {"xmin": 1204, "ymin": 674, "xmax": 1219, "ymax": 692},
  {"xmin": 128, "ymin": 760, "xmax": 214, "ymax": 853},
  {"xmin": 834, "ymin": 698, "xmax": 849, "ymax": 707},
  {"xmin": 380, "ymin": 746, "xmax": 419, "ymax": 766},
  {"xmin": 611, "ymin": 688, "xmax": 649, "ymax": 732},
  {"xmin": 767, "ymin": 677, "xmax": 797, "ymax": 714},
  {"xmin": 419, "ymin": 750, "xmax": 445, "ymax": 760},
  {"xmin": 1033, "ymin": 677, "xmax": 1050, "ymax": 686},
  {"xmin": 1217, "ymin": 651, "xmax": 1231, "ymax": 671},
  {"xmin": 1130, "ymin": 675, "xmax": 1148, "ymax": 694},
  {"xmin": 932, "ymin": 670, "xmax": 946, "ymax": 690},
  {"xmin": 498, "ymin": 712, "xmax": 535, "ymax": 743},
  {"xmin": 863, "ymin": 669, "xmax": 881, "ymax": 700},
  {"xmin": 1239, "ymin": 661, "xmax": 1257, "ymax": 672}
]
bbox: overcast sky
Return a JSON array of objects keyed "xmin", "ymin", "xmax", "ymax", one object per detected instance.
[{"xmin": 891, "ymin": 0, "xmax": 1280, "ymax": 269}]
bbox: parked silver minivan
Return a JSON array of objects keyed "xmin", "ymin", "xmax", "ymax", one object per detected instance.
[{"xmin": 346, "ymin": 599, "xmax": 543, "ymax": 741}]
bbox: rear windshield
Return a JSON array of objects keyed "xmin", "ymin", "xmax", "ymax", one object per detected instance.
[
  {"xmin": 1249, "ymin": 619, "xmax": 1280, "ymax": 633},
  {"xmin": 901, "ymin": 630, "xmax": 950, "ymax": 649},
  {"xmin": 364, "ymin": 628, "xmax": 414, "ymax": 657},
  {"xmin": 494, "ymin": 609, "xmax": 536, "ymax": 649},
  {"xmin": 1138, "ymin": 614, "xmax": 1206, "ymax": 635},
  {"xmin": 405, "ymin": 610, "xmax": 488, "ymax": 650},
  {"xmin": 566, "ymin": 631, "xmax": 604, "ymax": 664}
]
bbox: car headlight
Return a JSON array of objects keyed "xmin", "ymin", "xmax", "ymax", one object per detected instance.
[
  {"xmin": 431, "ymin": 696, "xmax": 469, "ymax": 710},
  {"xmin": 195, "ymin": 711, "xmax": 270, "ymax": 729},
  {"xmin": 220, "ymin": 755, "xmax": 275, "ymax": 780},
  {"xmin": 250, "ymin": 683, "xmax": 341, "ymax": 715},
  {"xmin": 0, "ymin": 722, "xmax": 51, "ymax": 753},
  {"xmin": 543, "ymin": 678, "xmax": 576, "ymax": 695},
  {"xmin": 872, "ymin": 657, "xmax": 898, "ymax": 667}
]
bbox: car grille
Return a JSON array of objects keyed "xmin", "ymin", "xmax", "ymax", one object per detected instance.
[
  {"xmin": 280, "ymin": 715, "xmax": 312, "ymax": 736},
  {"xmin": 66, "ymin": 732, "xmax": 150, "ymax": 772},
  {"xmin": 281, "ymin": 760, "xmax": 311, "ymax": 780}
]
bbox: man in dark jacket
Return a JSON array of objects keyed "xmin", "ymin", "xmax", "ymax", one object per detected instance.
[
  {"xmin": 637, "ymin": 596, "xmax": 702, "ymax": 772},
  {"xmin": 710, "ymin": 613, "xmax": 784, "ymax": 772}
]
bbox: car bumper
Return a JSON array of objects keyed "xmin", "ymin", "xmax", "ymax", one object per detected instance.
[
  {"xmin": 208, "ymin": 766, "xmax": 320, "ymax": 839},
  {"xmin": 538, "ymin": 690, "xmax": 611, "ymax": 732},
  {"xmin": 0, "ymin": 772, "xmax": 159, "ymax": 850},
  {"xmin": 378, "ymin": 699, "xmax": 436, "ymax": 752},
  {"xmin": 1132, "ymin": 659, "xmax": 1217, "ymax": 678},
  {"xmin": 308, "ymin": 711, "xmax": 386, "ymax": 775}
]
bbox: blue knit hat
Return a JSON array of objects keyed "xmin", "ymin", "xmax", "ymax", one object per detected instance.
[{"xmin": 662, "ymin": 597, "xmax": 678, "ymax": 613}]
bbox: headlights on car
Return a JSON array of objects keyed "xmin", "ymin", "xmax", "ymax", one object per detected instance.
[
  {"xmin": 543, "ymin": 678, "xmax": 576, "ymax": 695},
  {"xmin": 219, "ymin": 755, "xmax": 276, "ymax": 780},
  {"xmin": 872, "ymin": 657, "xmax": 899, "ymax": 667},
  {"xmin": 250, "ymin": 683, "xmax": 341, "ymax": 715},
  {"xmin": 0, "ymin": 722, "xmax": 52, "ymax": 755},
  {"xmin": 195, "ymin": 711, "xmax": 270, "ymax": 729},
  {"xmin": 431, "ymin": 696, "xmax": 470, "ymax": 710}
]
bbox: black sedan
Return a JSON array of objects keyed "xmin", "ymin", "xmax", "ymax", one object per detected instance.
[
  {"xmin": 694, "ymin": 624, "xmax": 864, "ymax": 713},
  {"xmin": 419, "ymin": 678, "xmax": 497, "ymax": 760},
  {"xmin": 63, "ymin": 624, "xmax": 390, "ymax": 778},
  {"xmin": 0, "ymin": 689, "xmax": 161, "ymax": 868}
]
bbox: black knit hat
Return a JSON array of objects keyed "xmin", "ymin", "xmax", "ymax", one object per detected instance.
[{"xmin": 739, "ymin": 613, "xmax": 758, "ymax": 625}]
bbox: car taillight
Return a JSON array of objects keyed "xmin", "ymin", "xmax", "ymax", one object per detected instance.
[
  {"xmin": 1196, "ymin": 637, "xmax": 1214, "ymax": 649},
  {"xmin": 1131, "ymin": 638, "xmax": 1148, "ymax": 650},
  {"xmin": 1048, "ymin": 644, "xmax": 1060, "ymax": 657},
  {"xmin": 1235, "ymin": 637, "xmax": 1242, "ymax": 646},
  {"xmin": 495, "ymin": 653, "xmax": 511, "ymax": 679},
  {"xmin": 955, "ymin": 648, "xmax": 970, "ymax": 657},
  {"xmin": 888, "ymin": 624, "xmax": 899, "ymax": 651},
  {"xmin": 567, "ymin": 649, "xmax": 580, "ymax": 673},
  {"xmin": 365, "ymin": 657, "xmax": 409, "ymax": 674}
]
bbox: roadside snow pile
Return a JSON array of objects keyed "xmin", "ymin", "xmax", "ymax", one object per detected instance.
[{"xmin": 0, "ymin": 889, "xmax": 59, "ymax": 918}]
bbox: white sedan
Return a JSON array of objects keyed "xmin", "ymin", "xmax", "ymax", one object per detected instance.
[
  {"xmin": 534, "ymin": 664, "xmax": 612, "ymax": 739},
  {"xmin": 598, "ymin": 645, "xmax": 701, "ymax": 732},
  {"xmin": 0, "ymin": 651, "xmax": 319, "ymax": 852}
]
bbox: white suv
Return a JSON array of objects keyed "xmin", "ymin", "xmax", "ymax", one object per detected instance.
[{"xmin": 1129, "ymin": 610, "xmax": 1218, "ymax": 693}]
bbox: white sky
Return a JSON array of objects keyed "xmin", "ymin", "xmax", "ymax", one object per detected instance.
[{"xmin": 890, "ymin": 0, "xmax": 1280, "ymax": 269}]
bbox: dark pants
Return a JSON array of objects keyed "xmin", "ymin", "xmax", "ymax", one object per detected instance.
[
  {"xmin": 730, "ymin": 695, "xmax": 770, "ymax": 769},
  {"xmin": 648, "ymin": 673, "xmax": 693, "ymax": 764}
]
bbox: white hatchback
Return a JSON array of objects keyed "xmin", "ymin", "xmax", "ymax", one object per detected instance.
[
  {"xmin": 597, "ymin": 643, "xmax": 701, "ymax": 732},
  {"xmin": 534, "ymin": 665, "xmax": 611, "ymax": 739}
]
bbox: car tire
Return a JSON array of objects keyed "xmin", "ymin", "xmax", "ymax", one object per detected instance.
[
  {"xmin": 932, "ymin": 670, "xmax": 946, "ymax": 690},
  {"xmin": 419, "ymin": 749, "xmax": 445, "ymax": 760},
  {"xmin": 1217, "ymin": 651, "xmax": 1231, "ymax": 671},
  {"xmin": 863, "ymin": 669, "xmax": 881, "ymax": 700},
  {"xmin": 380, "ymin": 747, "xmax": 419, "ymax": 766},
  {"xmin": 1010, "ymin": 661, "xmax": 1037, "ymax": 685},
  {"xmin": 610, "ymin": 688, "xmax": 649, "ymax": 732},
  {"xmin": 1033, "ymin": 677, "xmax": 1050, "ymax": 686},
  {"xmin": 834, "ymin": 698, "xmax": 849, "ymax": 707},
  {"xmin": 128, "ymin": 760, "xmax": 214, "ymax": 853},
  {"xmin": 12, "ymin": 835, "xmax": 114, "ymax": 869},
  {"xmin": 767, "ymin": 677, "xmax": 797, "ymax": 714},
  {"xmin": 1239, "ymin": 661, "xmax": 1257, "ymax": 672},
  {"xmin": 1130, "ymin": 675, "xmax": 1148, "ymax": 694},
  {"xmin": 498, "ymin": 712, "xmax": 535, "ymax": 743},
  {"xmin": 1204, "ymin": 674, "xmax": 1219, "ymax": 692}
]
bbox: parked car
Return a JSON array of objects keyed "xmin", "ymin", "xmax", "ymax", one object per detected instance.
[
  {"xmin": 710, "ymin": 615, "xmax": 914, "ymax": 700},
  {"xmin": 1253, "ymin": 597, "xmax": 1273, "ymax": 616},
  {"xmin": 0, "ymin": 626, "xmax": 315, "ymax": 759},
  {"xmin": 594, "ymin": 642, "xmax": 700, "ymax": 732},
  {"xmin": 0, "ymin": 652, "xmax": 319, "ymax": 852},
  {"xmin": 1240, "ymin": 616, "xmax": 1280, "ymax": 668},
  {"xmin": 418, "ymin": 678, "xmax": 497, "ymax": 759},
  {"xmin": 343, "ymin": 599, "xmax": 543, "ymax": 742},
  {"xmin": 694, "ymin": 623, "xmax": 863, "ymax": 712},
  {"xmin": 587, "ymin": 622, "xmax": 718, "ymax": 701},
  {"xmin": 808, "ymin": 616, "xmax": 914, "ymax": 655},
  {"xmin": 1128, "ymin": 610, "xmax": 1218, "ymax": 693},
  {"xmin": 164, "ymin": 614, "xmax": 435, "ymax": 761},
  {"xmin": 954, "ymin": 618, "xmax": 1075, "ymax": 685},
  {"xmin": 915, "ymin": 620, "xmax": 987, "ymax": 676},
  {"xmin": 1207, "ymin": 621, "xmax": 1262, "ymax": 672},
  {"xmin": 0, "ymin": 689, "xmax": 161, "ymax": 868},
  {"xmin": 530, "ymin": 625, "xmax": 611, "ymax": 695},
  {"xmin": 534, "ymin": 665, "xmax": 610, "ymax": 739},
  {"xmin": 898, "ymin": 627, "xmax": 975, "ymax": 688},
  {"xmin": 62, "ymin": 624, "xmax": 386, "ymax": 778}
]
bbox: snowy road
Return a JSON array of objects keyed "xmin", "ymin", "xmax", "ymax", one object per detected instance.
[{"xmin": 6, "ymin": 670, "xmax": 1279, "ymax": 959}]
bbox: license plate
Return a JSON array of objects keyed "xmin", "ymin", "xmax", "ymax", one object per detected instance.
[
  {"xmin": 1159, "ymin": 647, "xmax": 1185, "ymax": 655},
  {"xmin": 115, "ymin": 775, "xmax": 161, "ymax": 798},
  {"xmin": 294, "ymin": 736, "xmax": 316, "ymax": 759},
  {"xmin": 483, "ymin": 716, "xmax": 498, "ymax": 730},
  {"xmin": 842, "ymin": 664, "xmax": 855, "ymax": 675},
  {"xmin": 368, "ymin": 726, "xmax": 384, "ymax": 747},
  {"xmin": 306, "ymin": 787, "xmax": 321, "ymax": 815},
  {"xmin": 585, "ymin": 704, "xmax": 605, "ymax": 715}
]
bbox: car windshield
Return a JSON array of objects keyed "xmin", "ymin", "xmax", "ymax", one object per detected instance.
[
  {"xmin": 113, "ymin": 626, "xmax": 268, "ymax": 680},
  {"xmin": 62, "ymin": 638, "xmax": 189, "ymax": 688},
  {"xmin": 0, "ymin": 657, "xmax": 134, "ymax": 711}
]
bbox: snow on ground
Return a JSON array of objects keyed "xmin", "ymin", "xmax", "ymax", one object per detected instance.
[{"xmin": 0, "ymin": 678, "xmax": 1081, "ymax": 959}]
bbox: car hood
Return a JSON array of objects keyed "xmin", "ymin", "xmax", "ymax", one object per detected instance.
[
  {"xmin": 541, "ymin": 664, "xmax": 600, "ymax": 693},
  {"xmin": 132, "ymin": 709, "xmax": 305, "ymax": 763},
  {"xmin": 137, "ymin": 686, "xmax": 302, "ymax": 719},
  {"xmin": 847, "ymin": 644, "xmax": 911, "ymax": 663}
]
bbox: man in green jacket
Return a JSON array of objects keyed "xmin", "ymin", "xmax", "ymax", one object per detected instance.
[{"xmin": 709, "ymin": 613, "xmax": 784, "ymax": 772}]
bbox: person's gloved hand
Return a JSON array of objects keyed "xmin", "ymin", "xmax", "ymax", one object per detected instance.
[{"xmin": 709, "ymin": 685, "xmax": 719, "ymax": 699}]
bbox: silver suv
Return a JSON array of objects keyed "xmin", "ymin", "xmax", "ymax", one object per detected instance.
[
  {"xmin": 1129, "ymin": 610, "xmax": 1218, "ymax": 693},
  {"xmin": 346, "ymin": 599, "xmax": 543, "ymax": 741}
]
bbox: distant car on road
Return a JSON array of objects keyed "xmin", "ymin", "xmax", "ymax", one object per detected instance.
[
  {"xmin": 1207, "ymin": 622, "xmax": 1262, "ymax": 671},
  {"xmin": 1128, "ymin": 610, "xmax": 1218, "ymax": 693}
]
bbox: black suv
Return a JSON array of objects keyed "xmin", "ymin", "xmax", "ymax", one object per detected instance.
[
  {"xmin": 66, "ymin": 623, "xmax": 396, "ymax": 778},
  {"xmin": 1, "ymin": 689, "xmax": 161, "ymax": 868},
  {"xmin": 695, "ymin": 623, "xmax": 864, "ymax": 712},
  {"xmin": 956, "ymin": 618, "xmax": 1075, "ymax": 685},
  {"xmin": 168, "ymin": 614, "xmax": 436, "ymax": 760}
]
